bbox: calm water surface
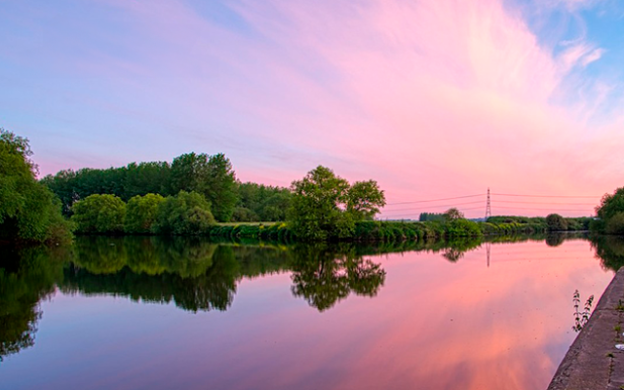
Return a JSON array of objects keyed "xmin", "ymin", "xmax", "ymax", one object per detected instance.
[{"xmin": 0, "ymin": 236, "xmax": 619, "ymax": 390}]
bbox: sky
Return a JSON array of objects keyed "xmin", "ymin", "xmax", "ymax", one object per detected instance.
[{"xmin": 1, "ymin": 0, "xmax": 624, "ymax": 218}]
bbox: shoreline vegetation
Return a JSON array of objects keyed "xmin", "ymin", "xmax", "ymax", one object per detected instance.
[{"xmin": 1, "ymin": 128, "xmax": 623, "ymax": 247}]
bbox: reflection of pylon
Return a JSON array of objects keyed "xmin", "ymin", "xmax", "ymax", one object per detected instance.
[
  {"xmin": 485, "ymin": 187, "xmax": 492, "ymax": 220},
  {"xmin": 486, "ymin": 242, "xmax": 491, "ymax": 268}
]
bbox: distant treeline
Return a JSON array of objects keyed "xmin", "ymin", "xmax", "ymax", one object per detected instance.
[
  {"xmin": 486, "ymin": 215, "xmax": 593, "ymax": 232},
  {"xmin": 40, "ymin": 152, "xmax": 291, "ymax": 223}
]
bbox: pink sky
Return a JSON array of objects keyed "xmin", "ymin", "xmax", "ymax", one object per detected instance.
[{"xmin": 2, "ymin": 0, "xmax": 624, "ymax": 218}]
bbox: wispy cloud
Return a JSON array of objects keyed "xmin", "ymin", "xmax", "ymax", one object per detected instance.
[{"xmin": 1, "ymin": 0, "xmax": 623, "ymax": 217}]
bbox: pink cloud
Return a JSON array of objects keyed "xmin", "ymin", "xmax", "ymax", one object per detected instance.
[{"xmin": 33, "ymin": 0, "xmax": 620, "ymax": 217}]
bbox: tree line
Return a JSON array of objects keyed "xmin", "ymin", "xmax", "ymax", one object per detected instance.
[
  {"xmin": 40, "ymin": 152, "xmax": 270, "ymax": 223},
  {"xmin": 41, "ymin": 152, "xmax": 291, "ymax": 223}
]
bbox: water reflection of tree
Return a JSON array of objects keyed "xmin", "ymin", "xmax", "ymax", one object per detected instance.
[
  {"xmin": 590, "ymin": 235, "xmax": 624, "ymax": 271},
  {"xmin": 63, "ymin": 239, "xmax": 235, "ymax": 312},
  {"xmin": 545, "ymin": 233, "xmax": 566, "ymax": 247},
  {"xmin": 438, "ymin": 237, "xmax": 482, "ymax": 262},
  {"xmin": 64, "ymin": 238, "xmax": 295, "ymax": 312},
  {"xmin": 290, "ymin": 244, "xmax": 386, "ymax": 312},
  {"xmin": 0, "ymin": 246, "xmax": 64, "ymax": 361}
]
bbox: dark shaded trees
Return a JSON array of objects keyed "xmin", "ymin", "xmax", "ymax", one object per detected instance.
[{"xmin": 233, "ymin": 182, "xmax": 291, "ymax": 222}]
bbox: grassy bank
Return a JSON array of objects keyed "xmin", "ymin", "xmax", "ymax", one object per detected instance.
[{"xmin": 205, "ymin": 217, "xmax": 590, "ymax": 243}]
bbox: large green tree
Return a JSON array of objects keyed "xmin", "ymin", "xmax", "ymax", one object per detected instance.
[
  {"xmin": 0, "ymin": 129, "xmax": 70, "ymax": 244},
  {"xmin": 288, "ymin": 166, "xmax": 386, "ymax": 241},
  {"xmin": 169, "ymin": 153, "xmax": 238, "ymax": 222}
]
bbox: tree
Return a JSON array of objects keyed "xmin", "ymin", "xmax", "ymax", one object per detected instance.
[
  {"xmin": 235, "ymin": 182, "xmax": 291, "ymax": 222},
  {"xmin": 124, "ymin": 194, "xmax": 165, "ymax": 234},
  {"xmin": 203, "ymin": 153, "xmax": 239, "ymax": 222},
  {"xmin": 169, "ymin": 153, "xmax": 238, "ymax": 222},
  {"xmin": 152, "ymin": 191, "xmax": 216, "ymax": 235},
  {"xmin": 419, "ymin": 212, "xmax": 445, "ymax": 222},
  {"xmin": 71, "ymin": 194, "xmax": 126, "ymax": 234},
  {"xmin": 169, "ymin": 152, "xmax": 207, "ymax": 195},
  {"xmin": 288, "ymin": 166, "xmax": 386, "ymax": 241},
  {"xmin": 346, "ymin": 180, "xmax": 386, "ymax": 220},
  {"xmin": 0, "ymin": 128, "xmax": 71, "ymax": 243},
  {"xmin": 546, "ymin": 213, "xmax": 568, "ymax": 232},
  {"xmin": 444, "ymin": 208, "xmax": 464, "ymax": 221},
  {"xmin": 593, "ymin": 188, "xmax": 624, "ymax": 234}
]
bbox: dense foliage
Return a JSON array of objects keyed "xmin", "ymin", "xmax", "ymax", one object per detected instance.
[
  {"xmin": 71, "ymin": 194, "xmax": 126, "ymax": 234},
  {"xmin": 124, "ymin": 193, "xmax": 165, "ymax": 234},
  {"xmin": 233, "ymin": 182, "xmax": 291, "ymax": 222},
  {"xmin": 592, "ymin": 187, "xmax": 624, "ymax": 235},
  {"xmin": 419, "ymin": 212, "xmax": 445, "ymax": 222},
  {"xmin": 41, "ymin": 152, "xmax": 238, "ymax": 222},
  {"xmin": 168, "ymin": 153, "xmax": 238, "ymax": 222},
  {"xmin": 0, "ymin": 129, "xmax": 71, "ymax": 244},
  {"xmin": 152, "ymin": 191, "xmax": 216, "ymax": 235},
  {"xmin": 546, "ymin": 213, "xmax": 568, "ymax": 231},
  {"xmin": 287, "ymin": 166, "xmax": 386, "ymax": 241}
]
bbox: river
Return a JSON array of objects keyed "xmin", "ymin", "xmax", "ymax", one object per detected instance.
[{"xmin": 1, "ymin": 235, "xmax": 621, "ymax": 390}]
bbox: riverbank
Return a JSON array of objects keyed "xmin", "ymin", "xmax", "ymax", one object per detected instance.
[
  {"xmin": 204, "ymin": 219, "xmax": 561, "ymax": 242},
  {"xmin": 548, "ymin": 267, "xmax": 624, "ymax": 390}
]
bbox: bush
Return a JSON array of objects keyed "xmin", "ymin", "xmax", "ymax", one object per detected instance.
[
  {"xmin": 71, "ymin": 194, "xmax": 126, "ymax": 234},
  {"xmin": 152, "ymin": 191, "xmax": 215, "ymax": 235},
  {"xmin": 445, "ymin": 219, "xmax": 482, "ymax": 237},
  {"xmin": 124, "ymin": 194, "xmax": 165, "ymax": 234},
  {"xmin": 546, "ymin": 214, "xmax": 568, "ymax": 232}
]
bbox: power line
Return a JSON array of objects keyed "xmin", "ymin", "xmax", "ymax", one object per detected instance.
[
  {"xmin": 382, "ymin": 206, "xmax": 484, "ymax": 218},
  {"xmin": 491, "ymin": 193, "xmax": 601, "ymax": 199},
  {"xmin": 383, "ymin": 200, "xmax": 484, "ymax": 212},
  {"xmin": 494, "ymin": 200, "xmax": 596, "ymax": 206},
  {"xmin": 385, "ymin": 193, "xmax": 485, "ymax": 206},
  {"xmin": 492, "ymin": 206, "xmax": 594, "ymax": 212}
]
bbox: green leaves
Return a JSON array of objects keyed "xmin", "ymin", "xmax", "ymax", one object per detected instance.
[
  {"xmin": 546, "ymin": 213, "xmax": 568, "ymax": 231},
  {"xmin": 124, "ymin": 194, "xmax": 165, "ymax": 234},
  {"xmin": 593, "ymin": 187, "xmax": 624, "ymax": 234},
  {"xmin": 152, "ymin": 191, "xmax": 216, "ymax": 235},
  {"xmin": 71, "ymin": 194, "xmax": 126, "ymax": 234},
  {"xmin": 169, "ymin": 153, "xmax": 239, "ymax": 222},
  {"xmin": 0, "ymin": 128, "xmax": 71, "ymax": 243},
  {"xmin": 288, "ymin": 166, "xmax": 386, "ymax": 241}
]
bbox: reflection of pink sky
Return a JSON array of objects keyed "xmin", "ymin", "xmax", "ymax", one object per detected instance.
[
  {"xmin": 199, "ymin": 240, "xmax": 613, "ymax": 390},
  {"xmin": 7, "ymin": 240, "xmax": 614, "ymax": 390}
]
